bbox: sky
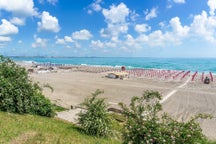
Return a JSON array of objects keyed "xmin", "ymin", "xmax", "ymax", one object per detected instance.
[{"xmin": 0, "ymin": 0, "xmax": 216, "ymax": 57}]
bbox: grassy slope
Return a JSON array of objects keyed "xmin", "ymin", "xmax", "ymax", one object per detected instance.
[
  {"xmin": 1, "ymin": 111, "xmax": 216, "ymax": 144},
  {"xmin": 0, "ymin": 111, "xmax": 121, "ymax": 144}
]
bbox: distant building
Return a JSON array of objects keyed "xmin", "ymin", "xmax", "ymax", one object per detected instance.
[{"xmin": 106, "ymin": 72, "xmax": 128, "ymax": 79}]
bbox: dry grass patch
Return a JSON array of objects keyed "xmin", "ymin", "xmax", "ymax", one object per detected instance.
[{"xmin": 9, "ymin": 131, "xmax": 37, "ymax": 144}]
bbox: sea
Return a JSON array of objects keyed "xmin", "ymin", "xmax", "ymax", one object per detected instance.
[{"xmin": 11, "ymin": 57, "xmax": 216, "ymax": 74}]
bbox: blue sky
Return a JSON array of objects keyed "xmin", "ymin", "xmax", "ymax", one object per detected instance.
[{"xmin": 0, "ymin": 0, "xmax": 216, "ymax": 57}]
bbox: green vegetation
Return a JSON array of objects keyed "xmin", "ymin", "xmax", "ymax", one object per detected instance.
[
  {"xmin": 53, "ymin": 104, "xmax": 68, "ymax": 112},
  {"xmin": 78, "ymin": 89, "xmax": 112, "ymax": 137},
  {"xmin": 119, "ymin": 90, "xmax": 212, "ymax": 144},
  {"xmin": 1, "ymin": 110, "xmax": 215, "ymax": 144},
  {"xmin": 0, "ymin": 111, "xmax": 120, "ymax": 144},
  {"xmin": 0, "ymin": 56, "xmax": 55, "ymax": 117},
  {"xmin": 208, "ymin": 141, "xmax": 216, "ymax": 144}
]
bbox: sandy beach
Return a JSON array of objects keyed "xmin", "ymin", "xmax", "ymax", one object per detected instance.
[{"xmin": 28, "ymin": 65, "xmax": 216, "ymax": 139}]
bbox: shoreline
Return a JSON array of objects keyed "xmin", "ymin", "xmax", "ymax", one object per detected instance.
[
  {"xmin": 14, "ymin": 57, "xmax": 216, "ymax": 74},
  {"xmin": 17, "ymin": 60, "xmax": 216, "ymax": 77}
]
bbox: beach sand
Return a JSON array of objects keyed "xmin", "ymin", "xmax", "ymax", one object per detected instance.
[
  {"xmin": 30, "ymin": 72, "xmax": 176, "ymax": 108},
  {"xmin": 29, "ymin": 66, "xmax": 216, "ymax": 140}
]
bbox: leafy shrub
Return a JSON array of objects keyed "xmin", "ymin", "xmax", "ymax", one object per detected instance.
[
  {"xmin": 119, "ymin": 90, "xmax": 210, "ymax": 144},
  {"xmin": 160, "ymin": 113, "xmax": 210, "ymax": 144},
  {"xmin": 0, "ymin": 56, "xmax": 55, "ymax": 117},
  {"xmin": 78, "ymin": 89, "xmax": 112, "ymax": 137}
]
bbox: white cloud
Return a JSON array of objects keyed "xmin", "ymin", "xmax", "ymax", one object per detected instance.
[
  {"xmin": 147, "ymin": 30, "xmax": 166, "ymax": 47},
  {"xmin": 100, "ymin": 28, "xmax": 110, "ymax": 38},
  {"xmin": 72, "ymin": 29, "xmax": 93, "ymax": 40},
  {"xmin": 135, "ymin": 24, "xmax": 151, "ymax": 33},
  {"xmin": 111, "ymin": 36, "xmax": 119, "ymax": 42},
  {"xmin": 64, "ymin": 36, "xmax": 73, "ymax": 43},
  {"xmin": 94, "ymin": 1, "xmax": 216, "ymax": 53},
  {"xmin": 0, "ymin": 19, "xmax": 18, "ymax": 35},
  {"xmin": 190, "ymin": 11, "xmax": 216, "ymax": 42},
  {"xmin": 90, "ymin": 39, "xmax": 117, "ymax": 50},
  {"xmin": 134, "ymin": 10, "xmax": 216, "ymax": 48},
  {"xmin": 92, "ymin": 0, "xmax": 102, "ymax": 12},
  {"xmin": 100, "ymin": 3, "xmax": 130, "ymax": 39},
  {"xmin": 56, "ymin": 38, "xmax": 65, "ymax": 45},
  {"xmin": 208, "ymin": 0, "xmax": 216, "ymax": 16},
  {"xmin": 130, "ymin": 27, "xmax": 179, "ymax": 48},
  {"xmin": 102, "ymin": 3, "xmax": 129, "ymax": 24},
  {"xmin": 111, "ymin": 23, "xmax": 128, "ymax": 34},
  {"xmin": 136, "ymin": 34, "xmax": 149, "ymax": 43},
  {"xmin": 105, "ymin": 42, "xmax": 116, "ymax": 48},
  {"xmin": 95, "ymin": 24, "xmax": 189, "ymax": 53},
  {"xmin": 166, "ymin": 0, "xmax": 185, "ymax": 9},
  {"xmin": 92, "ymin": 3, "xmax": 102, "ymax": 12},
  {"xmin": 170, "ymin": 17, "xmax": 189, "ymax": 37},
  {"xmin": 91, "ymin": 40, "xmax": 104, "ymax": 49},
  {"xmin": 0, "ymin": 0, "xmax": 37, "ymax": 16},
  {"xmin": 39, "ymin": 0, "xmax": 58, "ymax": 5},
  {"xmin": 47, "ymin": 0, "xmax": 58, "ymax": 5},
  {"xmin": 88, "ymin": 0, "xmax": 102, "ymax": 14},
  {"xmin": 10, "ymin": 17, "xmax": 25, "ymax": 26},
  {"xmin": 173, "ymin": 0, "xmax": 185, "ymax": 4},
  {"xmin": 145, "ymin": 7, "xmax": 157, "ymax": 21},
  {"xmin": 130, "ymin": 10, "xmax": 139, "ymax": 21},
  {"xmin": 100, "ymin": 23, "xmax": 128, "ymax": 38},
  {"xmin": 32, "ymin": 35, "xmax": 47, "ymax": 48},
  {"xmin": 87, "ymin": 10, "xmax": 93, "ymax": 14},
  {"xmin": 133, "ymin": 17, "xmax": 189, "ymax": 47},
  {"xmin": 37, "ymin": 11, "xmax": 60, "ymax": 33},
  {"xmin": 0, "ymin": 36, "xmax": 11, "ymax": 42},
  {"xmin": 74, "ymin": 42, "xmax": 81, "ymax": 48},
  {"xmin": 66, "ymin": 45, "xmax": 71, "ymax": 49},
  {"xmin": 18, "ymin": 40, "xmax": 23, "ymax": 44},
  {"xmin": 159, "ymin": 22, "xmax": 166, "ymax": 28},
  {"xmin": 55, "ymin": 36, "xmax": 74, "ymax": 45},
  {"xmin": 124, "ymin": 34, "xmax": 137, "ymax": 47}
]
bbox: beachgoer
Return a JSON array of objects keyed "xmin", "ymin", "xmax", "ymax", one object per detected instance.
[{"xmin": 204, "ymin": 76, "xmax": 210, "ymax": 84}]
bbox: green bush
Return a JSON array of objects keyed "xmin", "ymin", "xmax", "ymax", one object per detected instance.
[
  {"xmin": 0, "ymin": 56, "xmax": 55, "ymax": 117},
  {"xmin": 78, "ymin": 89, "xmax": 112, "ymax": 137},
  {"xmin": 119, "ymin": 90, "xmax": 210, "ymax": 144}
]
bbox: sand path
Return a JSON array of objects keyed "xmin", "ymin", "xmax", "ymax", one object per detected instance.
[
  {"xmin": 56, "ymin": 108, "xmax": 82, "ymax": 123},
  {"xmin": 160, "ymin": 76, "xmax": 191, "ymax": 104}
]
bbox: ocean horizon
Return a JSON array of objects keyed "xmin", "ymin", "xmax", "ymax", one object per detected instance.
[{"xmin": 11, "ymin": 56, "xmax": 216, "ymax": 74}]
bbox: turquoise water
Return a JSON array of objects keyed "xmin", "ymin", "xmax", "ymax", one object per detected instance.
[{"xmin": 11, "ymin": 57, "xmax": 216, "ymax": 73}]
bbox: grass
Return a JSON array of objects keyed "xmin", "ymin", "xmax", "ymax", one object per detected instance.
[
  {"xmin": 1, "ymin": 110, "xmax": 216, "ymax": 144},
  {"xmin": 0, "ymin": 111, "xmax": 121, "ymax": 144}
]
